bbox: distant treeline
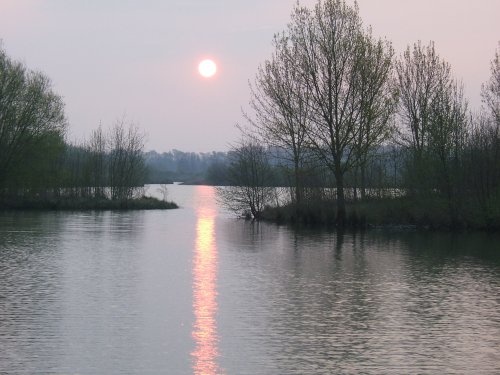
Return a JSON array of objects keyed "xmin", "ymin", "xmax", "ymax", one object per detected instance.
[
  {"xmin": 146, "ymin": 144, "xmax": 404, "ymax": 188},
  {"xmin": 145, "ymin": 150, "xmax": 229, "ymax": 185}
]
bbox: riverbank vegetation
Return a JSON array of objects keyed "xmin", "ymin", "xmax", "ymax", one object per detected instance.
[
  {"xmin": 217, "ymin": 0, "xmax": 500, "ymax": 231},
  {"xmin": 0, "ymin": 45, "xmax": 176, "ymax": 210}
]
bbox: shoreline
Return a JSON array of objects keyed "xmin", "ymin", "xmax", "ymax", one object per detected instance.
[
  {"xmin": 260, "ymin": 197, "xmax": 500, "ymax": 233},
  {"xmin": 0, "ymin": 196, "xmax": 178, "ymax": 211}
]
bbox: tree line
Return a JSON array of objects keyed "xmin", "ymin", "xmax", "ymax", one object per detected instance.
[
  {"xmin": 219, "ymin": 0, "xmax": 500, "ymax": 230},
  {"xmin": 0, "ymin": 44, "xmax": 154, "ymax": 209},
  {"xmin": 145, "ymin": 149, "xmax": 228, "ymax": 185},
  {"xmin": 61, "ymin": 121, "xmax": 147, "ymax": 203}
]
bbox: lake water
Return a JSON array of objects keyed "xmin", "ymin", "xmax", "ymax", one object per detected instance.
[{"xmin": 1, "ymin": 185, "xmax": 500, "ymax": 374}]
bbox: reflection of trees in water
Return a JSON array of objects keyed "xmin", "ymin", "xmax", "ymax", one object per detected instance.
[
  {"xmin": 220, "ymin": 224, "xmax": 500, "ymax": 373},
  {"xmin": 258, "ymin": 230, "xmax": 394, "ymax": 371}
]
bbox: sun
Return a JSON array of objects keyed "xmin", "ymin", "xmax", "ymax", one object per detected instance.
[{"xmin": 198, "ymin": 59, "xmax": 217, "ymax": 78}]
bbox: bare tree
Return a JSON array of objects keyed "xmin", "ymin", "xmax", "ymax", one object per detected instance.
[
  {"xmin": 108, "ymin": 119, "xmax": 146, "ymax": 202},
  {"xmin": 247, "ymin": 32, "xmax": 311, "ymax": 205},
  {"xmin": 482, "ymin": 42, "xmax": 500, "ymax": 127},
  {"xmin": 396, "ymin": 42, "xmax": 451, "ymax": 158},
  {"xmin": 429, "ymin": 83, "xmax": 468, "ymax": 178},
  {"xmin": 87, "ymin": 124, "xmax": 107, "ymax": 198},
  {"xmin": 216, "ymin": 137, "xmax": 275, "ymax": 220},
  {"xmin": 354, "ymin": 31, "xmax": 397, "ymax": 199},
  {"xmin": 396, "ymin": 41, "xmax": 468, "ymax": 198}
]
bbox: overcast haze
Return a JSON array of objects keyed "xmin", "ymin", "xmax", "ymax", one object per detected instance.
[{"xmin": 0, "ymin": 0, "xmax": 499, "ymax": 152}]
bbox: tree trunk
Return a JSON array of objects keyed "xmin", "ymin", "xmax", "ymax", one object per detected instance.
[
  {"xmin": 335, "ymin": 162, "xmax": 346, "ymax": 226},
  {"xmin": 360, "ymin": 162, "xmax": 367, "ymax": 200},
  {"xmin": 294, "ymin": 158, "xmax": 302, "ymax": 205},
  {"xmin": 353, "ymin": 166, "xmax": 358, "ymax": 202}
]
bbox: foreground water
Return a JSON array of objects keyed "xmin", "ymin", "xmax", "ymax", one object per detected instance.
[{"xmin": 1, "ymin": 185, "xmax": 499, "ymax": 374}]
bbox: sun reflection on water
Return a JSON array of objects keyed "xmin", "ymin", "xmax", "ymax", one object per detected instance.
[{"xmin": 192, "ymin": 186, "xmax": 222, "ymax": 375}]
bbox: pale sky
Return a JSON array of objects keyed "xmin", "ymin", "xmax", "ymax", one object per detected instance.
[{"xmin": 0, "ymin": 0, "xmax": 499, "ymax": 152}]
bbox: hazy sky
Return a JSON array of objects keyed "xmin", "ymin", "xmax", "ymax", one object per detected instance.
[{"xmin": 0, "ymin": 0, "xmax": 499, "ymax": 152}]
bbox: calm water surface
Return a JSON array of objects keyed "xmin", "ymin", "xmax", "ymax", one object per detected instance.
[{"xmin": 1, "ymin": 185, "xmax": 499, "ymax": 374}]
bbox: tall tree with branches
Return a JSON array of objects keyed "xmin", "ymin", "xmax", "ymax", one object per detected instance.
[
  {"xmin": 288, "ymin": 0, "xmax": 395, "ymax": 224},
  {"xmin": 354, "ymin": 31, "xmax": 397, "ymax": 199},
  {"xmin": 247, "ymin": 32, "xmax": 311, "ymax": 205},
  {"xmin": 108, "ymin": 119, "xmax": 146, "ymax": 202},
  {"xmin": 395, "ymin": 42, "xmax": 450, "ymax": 158},
  {"xmin": 482, "ymin": 42, "xmax": 500, "ymax": 128},
  {"xmin": 0, "ymin": 44, "xmax": 66, "ymax": 195},
  {"xmin": 396, "ymin": 41, "xmax": 468, "ymax": 199}
]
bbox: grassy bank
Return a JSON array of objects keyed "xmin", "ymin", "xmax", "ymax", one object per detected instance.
[
  {"xmin": 0, "ymin": 196, "xmax": 178, "ymax": 211},
  {"xmin": 261, "ymin": 196, "xmax": 500, "ymax": 231}
]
